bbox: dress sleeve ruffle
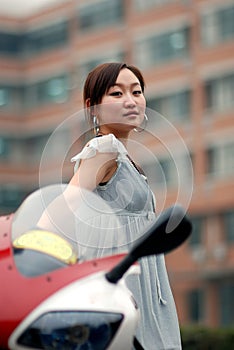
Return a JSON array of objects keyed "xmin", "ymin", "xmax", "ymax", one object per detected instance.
[{"xmin": 71, "ymin": 134, "xmax": 128, "ymax": 173}]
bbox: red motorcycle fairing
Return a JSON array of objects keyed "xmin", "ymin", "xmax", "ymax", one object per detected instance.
[{"xmin": 0, "ymin": 214, "xmax": 124, "ymax": 349}]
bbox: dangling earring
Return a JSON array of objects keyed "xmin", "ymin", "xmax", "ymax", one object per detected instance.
[
  {"xmin": 134, "ymin": 114, "xmax": 148, "ymax": 132},
  {"xmin": 93, "ymin": 116, "xmax": 100, "ymax": 136}
]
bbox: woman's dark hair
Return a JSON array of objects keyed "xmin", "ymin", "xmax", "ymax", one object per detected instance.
[{"xmin": 83, "ymin": 62, "xmax": 145, "ymax": 123}]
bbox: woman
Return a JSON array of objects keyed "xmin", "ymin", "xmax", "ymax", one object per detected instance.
[{"xmin": 70, "ymin": 63, "xmax": 182, "ymax": 349}]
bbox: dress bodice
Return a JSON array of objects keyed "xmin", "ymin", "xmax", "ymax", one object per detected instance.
[{"xmin": 95, "ymin": 157, "xmax": 155, "ymax": 216}]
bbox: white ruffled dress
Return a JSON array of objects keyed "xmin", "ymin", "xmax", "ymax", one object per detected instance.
[{"xmin": 71, "ymin": 134, "xmax": 182, "ymax": 350}]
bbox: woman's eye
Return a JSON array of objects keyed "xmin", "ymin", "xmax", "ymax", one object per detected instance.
[
  {"xmin": 110, "ymin": 91, "xmax": 122, "ymax": 96},
  {"xmin": 133, "ymin": 90, "xmax": 142, "ymax": 95}
]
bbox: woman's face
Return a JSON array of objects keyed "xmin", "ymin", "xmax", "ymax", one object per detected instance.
[{"xmin": 96, "ymin": 68, "xmax": 146, "ymax": 136}]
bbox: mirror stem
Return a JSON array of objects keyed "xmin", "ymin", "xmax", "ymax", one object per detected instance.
[{"xmin": 105, "ymin": 253, "xmax": 136, "ymax": 284}]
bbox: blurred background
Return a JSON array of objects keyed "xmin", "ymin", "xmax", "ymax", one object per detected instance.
[{"xmin": 0, "ymin": 0, "xmax": 234, "ymax": 343}]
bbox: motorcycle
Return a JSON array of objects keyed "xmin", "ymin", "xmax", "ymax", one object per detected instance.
[{"xmin": 0, "ymin": 184, "xmax": 192, "ymax": 350}]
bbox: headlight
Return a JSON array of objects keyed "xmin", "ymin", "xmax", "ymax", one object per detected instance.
[{"xmin": 17, "ymin": 311, "xmax": 123, "ymax": 349}]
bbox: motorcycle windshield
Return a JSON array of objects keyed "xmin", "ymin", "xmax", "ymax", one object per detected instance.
[{"xmin": 12, "ymin": 184, "xmax": 122, "ymax": 276}]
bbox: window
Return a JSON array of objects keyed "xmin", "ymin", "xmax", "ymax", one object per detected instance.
[
  {"xmin": 205, "ymin": 73, "xmax": 234, "ymax": 113},
  {"xmin": 0, "ymin": 185, "xmax": 29, "ymax": 214},
  {"xmin": 23, "ymin": 134, "xmax": 51, "ymax": 162},
  {"xmin": 159, "ymin": 157, "xmax": 176, "ymax": 187},
  {"xmin": 27, "ymin": 75, "xmax": 69, "ymax": 107},
  {"xmin": 0, "ymin": 31, "xmax": 22, "ymax": 56},
  {"xmin": 206, "ymin": 143, "xmax": 234, "ymax": 178},
  {"xmin": 219, "ymin": 282, "xmax": 234, "ymax": 326},
  {"xmin": 201, "ymin": 5, "xmax": 234, "ymax": 46},
  {"xmin": 0, "ymin": 84, "xmax": 25, "ymax": 111},
  {"xmin": 206, "ymin": 147, "xmax": 215, "ymax": 174},
  {"xmin": 0, "ymin": 75, "xmax": 69, "ymax": 111},
  {"xmin": 0, "ymin": 21, "xmax": 69, "ymax": 58},
  {"xmin": 188, "ymin": 289, "xmax": 205, "ymax": 323},
  {"xmin": 189, "ymin": 216, "xmax": 203, "ymax": 247},
  {"xmin": 31, "ymin": 129, "xmax": 70, "ymax": 163},
  {"xmin": 0, "ymin": 132, "xmax": 68, "ymax": 165},
  {"xmin": 143, "ymin": 152, "xmax": 192, "ymax": 190},
  {"xmin": 78, "ymin": 0, "xmax": 124, "ymax": 31},
  {"xmin": 147, "ymin": 90, "xmax": 191, "ymax": 122},
  {"xmin": 0, "ymin": 137, "xmax": 8, "ymax": 159},
  {"xmin": 145, "ymin": 156, "xmax": 178, "ymax": 188},
  {"xmin": 223, "ymin": 210, "xmax": 234, "ymax": 243},
  {"xmin": 135, "ymin": 27, "xmax": 190, "ymax": 68},
  {"xmin": 40, "ymin": 77, "xmax": 68, "ymax": 103},
  {"xmin": 134, "ymin": 0, "xmax": 173, "ymax": 11},
  {"xmin": 0, "ymin": 87, "xmax": 9, "ymax": 107},
  {"xmin": 23, "ymin": 21, "xmax": 69, "ymax": 56}
]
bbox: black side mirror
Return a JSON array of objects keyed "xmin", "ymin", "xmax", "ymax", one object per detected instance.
[{"xmin": 106, "ymin": 205, "xmax": 192, "ymax": 284}]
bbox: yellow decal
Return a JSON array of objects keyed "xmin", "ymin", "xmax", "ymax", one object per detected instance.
[{"xmin": 13, "ymin": 230, "xmax": 77, "ymax": 264}]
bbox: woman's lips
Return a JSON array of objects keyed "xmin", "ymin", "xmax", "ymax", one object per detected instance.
[{"xmin": 123, "ymin": 111, "xmax": 139, "ymax": 117}]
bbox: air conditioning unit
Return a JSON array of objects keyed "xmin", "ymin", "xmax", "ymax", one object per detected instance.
[
  {"xmin": 191, "ymin": 245, "xmax": 206, "ymax": 263},
  {"xmin": 212, "ymin": 244, "xmax": 227, "ymax": 261}
]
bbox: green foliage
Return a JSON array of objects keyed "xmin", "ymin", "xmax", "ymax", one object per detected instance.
[{"xmin": 181, "ymin": 325, "xmax": 234, "ymax": 350}]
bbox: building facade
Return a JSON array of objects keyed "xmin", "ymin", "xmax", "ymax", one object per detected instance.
[{"xmin": 0, "ymin": 0, "xmax": 234, "ymax": 327}]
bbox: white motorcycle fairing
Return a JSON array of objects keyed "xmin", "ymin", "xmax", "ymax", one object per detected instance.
[{"xmin": 9, "ymin": 269, "xmax": 140, "ymax": 350}]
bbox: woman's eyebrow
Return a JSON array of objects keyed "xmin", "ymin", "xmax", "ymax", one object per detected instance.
[{"xmin": 112, "ymin": 82, "xmax": 141, "ymax": 88}]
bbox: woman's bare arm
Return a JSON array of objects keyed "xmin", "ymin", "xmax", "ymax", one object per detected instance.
[
  {"xmin": 37, "ymin": 151, "xmax": 117, "ymax": 230},
  {"xmin": 69, "ymin": 151, "xmax": 118, "ymax": 191}
]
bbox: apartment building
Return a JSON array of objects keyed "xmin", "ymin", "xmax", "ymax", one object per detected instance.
[{"xmin": 0, "ymin": 0, "xmax": 234, "ymax": 327}]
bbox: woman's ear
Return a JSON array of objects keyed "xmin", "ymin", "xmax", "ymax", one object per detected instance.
[{"xmin": 85, "ymin": 98, "xmax": 91, "ymax": 109}]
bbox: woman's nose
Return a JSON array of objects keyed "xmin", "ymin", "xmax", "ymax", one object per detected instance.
[{"xmin": 124, "ymin": 94, "xmax": 136, "ymax": 108}]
